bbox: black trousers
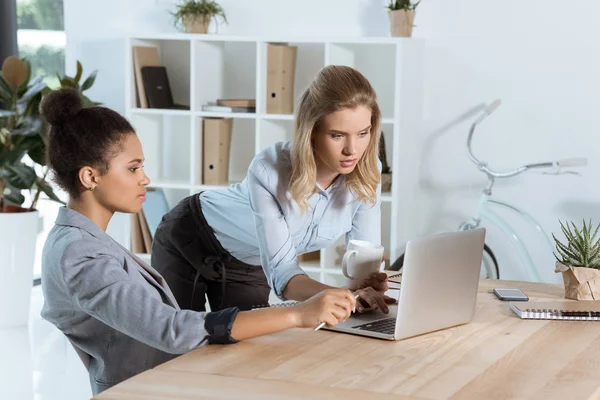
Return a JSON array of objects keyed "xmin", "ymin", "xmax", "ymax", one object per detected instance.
[{"xmin": 151, "ymin": 194, "xmax": 270, "ymax": 312}]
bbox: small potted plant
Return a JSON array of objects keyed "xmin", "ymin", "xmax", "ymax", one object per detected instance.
[
  {"xmin": 172, "ymin": 0, "xmax": 227, "ymax": 34},
  {"xmin": 378, "ymin": 131, "xmax": 392, "ymax": 192},
  {"xmin": 553, "ymin": 219, "xmax": 600, "ymax": 300},
  {"xmin": 387, "ymin": 0, "xmax": 420, "ymax": 38}
]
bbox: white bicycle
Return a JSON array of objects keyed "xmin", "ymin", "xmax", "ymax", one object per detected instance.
[{"xmin": 390, "ymin": 100, "xmax": 587, "ymax": 281}]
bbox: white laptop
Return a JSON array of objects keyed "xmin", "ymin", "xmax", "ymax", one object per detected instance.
[{"xmin": 324, "ymin": 228, "xmax": 486, "ymax": 341}]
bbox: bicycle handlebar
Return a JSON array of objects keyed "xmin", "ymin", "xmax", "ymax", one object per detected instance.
[
  {"xmin": 556, "ymin": 157, "xmax": 588, "ymax": 167},
  {"xmin": 485, "ymin": 99, "xmax": 502, "ymax": 115},
  {"xmin": 467, "ymin": 100, "xmax": 587, "ymax": 179}
]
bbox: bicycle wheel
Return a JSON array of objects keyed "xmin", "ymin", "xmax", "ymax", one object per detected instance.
[
  {"xmin": 387, "ymin": 243, "xmax": 500, "ymax": 279},
  {"xmin": 481, "ymin": 244, "xmax": 499, "ymax": 279}
]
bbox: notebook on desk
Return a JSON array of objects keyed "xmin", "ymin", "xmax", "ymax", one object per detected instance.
[
  {"xmin": 510, "ymin": 301, "xmax": 600, "ymax": 321},
  {"xmin": 251, "ymin": 301, "xmax": 299, "ymax": 309}
]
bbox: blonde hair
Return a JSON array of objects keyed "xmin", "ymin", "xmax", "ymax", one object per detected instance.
[{"xmin": 290, "ymin": 65, "xmax": 381, "ymax": 212}]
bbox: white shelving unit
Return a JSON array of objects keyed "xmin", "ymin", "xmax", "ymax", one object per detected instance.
[{"xmin": 124, "ymin": 34, "xmax": 424, "ymax": 287}]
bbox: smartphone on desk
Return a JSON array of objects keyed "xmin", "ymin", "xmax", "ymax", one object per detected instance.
[{"xmin": 493, "ymin": 288, "xmax": 529, "ymax": 301}]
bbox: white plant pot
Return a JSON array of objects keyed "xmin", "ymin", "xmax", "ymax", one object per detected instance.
[{"xmin": 0, "ymin": 210, "xmax": 39, "ymax": 327}]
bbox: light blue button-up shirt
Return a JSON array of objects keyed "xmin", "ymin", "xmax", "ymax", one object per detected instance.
[{"xmin": 200, "ymin": 141, "xmax": 381, "ymax": 299}]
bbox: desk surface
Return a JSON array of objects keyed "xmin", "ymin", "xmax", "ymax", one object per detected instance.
[{"xmin": 96, "ymin": 279, "xmax": 600, "ymax": 400}]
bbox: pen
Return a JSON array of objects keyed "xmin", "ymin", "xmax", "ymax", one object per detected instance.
[{"xmin": 314, "ymin": 293, "xmax": 361, "ymax": 331}]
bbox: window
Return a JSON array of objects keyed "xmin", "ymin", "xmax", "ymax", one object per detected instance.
[
  {"xmin": 16, "ymin": 0, "xmax": 65, "ymax": 278},
  {"xmin": 17, "ymin": 0, "xmax": 65, "ymax": 85}
]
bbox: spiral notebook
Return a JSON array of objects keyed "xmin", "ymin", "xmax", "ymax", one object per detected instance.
[
  {"xmin": 251, "ymin": 301, "xmax": 300, "ymax": 309},
  {"xmin": 510, "ymin": 301, "xmax": 600, "ymax": 321}
]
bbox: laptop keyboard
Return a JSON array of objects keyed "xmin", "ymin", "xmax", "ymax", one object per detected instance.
[{"xmin": 352, "ymin": 318, "xmax": 396, "ymax": 335}]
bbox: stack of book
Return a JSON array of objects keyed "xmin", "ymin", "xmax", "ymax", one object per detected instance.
[{"xmin": 202, "ymin": 99, "xmax": 256, "ymax": 113}]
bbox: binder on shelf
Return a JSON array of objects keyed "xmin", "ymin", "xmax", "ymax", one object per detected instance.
[
  {"xmin": 202, "ymin": 118, "xmax": 233, "ymax": 185},
  {"xmin": 139, "ymin": 208, "xmax": 153, "ymax": 253},
  {"xmin": 130, "ymin": 188, "xmax": 170, "ymax": 255},
  {"xmin": 141, "ymin": 66, "xmax": 189, "ymax": 110},
  {"xmin": 266, "ymin": 43, "xmax": 298, "ymax": 114},
  {"xmin": 130, "ymin": 209, "xmax": 152, "ymax": 254},
  {"xmin": 132, "ymin": 45, "xmax": 161, "ymax": 109},
  {"xmin": 130, "ymin": 212, "xmax": 146, "ymax": 254},
  {"xmin": 141, "ymin": 188, "xmax": 170, "ymax": 237}
]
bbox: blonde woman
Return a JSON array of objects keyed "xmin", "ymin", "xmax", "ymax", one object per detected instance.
[{"xmin": 151, "ymin": 65, "xmax": 395, "ymax": 317}]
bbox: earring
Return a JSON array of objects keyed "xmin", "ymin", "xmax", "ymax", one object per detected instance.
[{"xmin": 88, "ymin": 186, "xmax": 95, "ymax": 192}]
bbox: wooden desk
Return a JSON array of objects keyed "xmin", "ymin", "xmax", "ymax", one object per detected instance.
[{"xmin": 96, "ymin": 280, "xmax": 600, "ymax": 400}]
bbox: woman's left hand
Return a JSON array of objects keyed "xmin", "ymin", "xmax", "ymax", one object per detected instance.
[
  {"xmin": 353, "ymin": 272, "xmax": 397, "ymax": 313},
  {"xmin": 360, "ymin": 272, "xmax": 390, "ymax": 294}
]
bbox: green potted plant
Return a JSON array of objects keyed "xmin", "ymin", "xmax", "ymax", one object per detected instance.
[
  {"xmin": 49, "ymin": 60, "xmax": 101, "ymax": 108},
  {"xmin": 387, "ymin": 0, "xmax": 421, "ymax": 38},
  {"xmin": 378, "ymin": 131, "xmax": 392, "ymax": 192},
  {"xmin": 0, "ymin": 56, "xmax": 98, "ymax": 327},
  {"xmin": 553, "ymin": 219, "xmax": 600, "ymax": 300},
  {"xmin": 171, "ymin": 0, "xmax": 227, "ymax": 34}
]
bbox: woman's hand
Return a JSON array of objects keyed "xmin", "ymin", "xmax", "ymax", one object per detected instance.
[
  {"xmin": 354, "ymin": 272, "xmax": 397, "ymax": 313},
  {"xmin": 291, "ymin": 288, "xmax": 357, "ymax": 328},
  {"xmin": 361, "ymin": 271, "xmax": 390, "ymax": 294}
]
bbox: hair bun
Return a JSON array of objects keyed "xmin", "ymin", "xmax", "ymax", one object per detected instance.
[{"xmin": 39, "ymin": 87, "xmax": 84, "ymax": 126}]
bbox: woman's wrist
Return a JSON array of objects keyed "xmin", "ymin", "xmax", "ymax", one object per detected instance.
[{"xmin": 287, "ymin": 305, "xmax": 303, "ymax": 328}]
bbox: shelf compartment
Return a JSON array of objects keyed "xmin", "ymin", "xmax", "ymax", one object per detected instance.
[
  {"xmin": 131, "ymin": 113, "xmax": 191, "ymax": 184},
  {"xmin": 129, "ymin": 38, "xmax": 191, "ymax": 110},
  {"xmin": 194, "ymin": 40, "xmax": 257, "ymax": 113}
]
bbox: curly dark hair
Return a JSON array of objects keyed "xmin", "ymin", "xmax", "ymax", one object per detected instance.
[{"xmin": 39, "ymin": 87, "xmax": 135, "ymax": 199}]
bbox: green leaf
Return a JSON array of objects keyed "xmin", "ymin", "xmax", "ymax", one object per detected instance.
[
  {"xmin": 27, "ymin": 140, "xmax": 45, "ymax": 166},
  {"xmin": 3, "ymin": 163, "xmax": 37, "ymax": 190},
  {"xmin": 10, "ymin": 117, "xmax": 42, "ymax": 136},
  {"xmin": 36, "ymin": 178, "xmax": 64, "ymax": 204},
  {"xmin": 555, "ymin": 220, "xmax": 600, "ymax": 269},
  {"xmin": 16, "ymin": 59, "xmax": 32, "ymax": 96},
  {"xmin": 4, "ymin": 190, "xmax": 25, "ymax": 206},
  {"xmin": 74, "ymin": 61, "xmax": 83, "ymax": 85},
  {"xmin": 591, "ymin": 222, "xmax": 600, "ymax": 242},
  {"xmin": 0, "ymin": 144, "xmax": 27, "ymax": 165},
  {"xmin": 80, "ymin": 70, "xmax": 97, "ymax": 91},
  {"xmin": 81, "ymin": 94, "xmax": 101, "ymax": 108},
  {"xmin": 0, "ymin": 75, "xmax": 15, "ymax": 100},
  {"xmin": 553, "ymin": 233, "xmax": 580, "ymax": 262},
  {"xmin": 18, "ymin": 75, "xmax": 47, "ymax": 106},
  {"xmin": 59, "ymin": 76, "xmax": 77, "ymax": 88},
  {"xmin": 559, "ymin": 220, "xmax": 573, "ymax": 240}
]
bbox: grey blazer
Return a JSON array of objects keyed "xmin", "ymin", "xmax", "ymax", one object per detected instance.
[{"xmin": 41, "ymin": 207, "xmax": 239, "ymax": 395}]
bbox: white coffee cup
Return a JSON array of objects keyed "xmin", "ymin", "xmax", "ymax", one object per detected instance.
[{"xmin": 341, "ymin": 240, "xmax": 384, "ymax": 290}]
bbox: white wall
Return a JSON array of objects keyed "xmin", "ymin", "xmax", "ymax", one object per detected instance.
[{"xmin": 65, "ymin": 0, "xmax": 599, "ymax": 283}]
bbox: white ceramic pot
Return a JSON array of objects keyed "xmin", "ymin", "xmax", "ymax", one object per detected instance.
[{"xmin": 0, "ymin": 209, "xmax": 39, "ymax": 327}]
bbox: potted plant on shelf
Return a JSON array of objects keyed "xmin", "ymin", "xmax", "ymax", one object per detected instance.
[
  {"xmin": 378, "ymin": 131, "xmax": 392, "ymax": 192},
  {"xmin": 553, "ymin": 219, "xmax": 600, "ymax": 300},
  {"xmin": 0, "ymin": 57, "xmax": 97, "ymax": 327},
  {"xmin": 387, "ymin": 0, "xmax": 420, "ymax": 38},
  {"xmin": 172, "ymin": 0, "xmax": 227, "ymax": 34}
]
